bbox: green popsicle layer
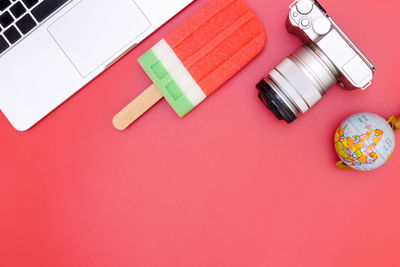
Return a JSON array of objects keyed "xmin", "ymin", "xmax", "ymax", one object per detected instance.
[{"xmin": 138, "ymin": 49, "xmax": 194, "ymax": 117}]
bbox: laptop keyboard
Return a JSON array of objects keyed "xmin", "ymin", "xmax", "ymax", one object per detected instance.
[{"xmin": 0, "ymin": 0, "xmax": 69, "ymax": 56}]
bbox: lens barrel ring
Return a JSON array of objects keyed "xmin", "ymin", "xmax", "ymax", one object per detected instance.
[
  {"xmin": 257, "ymin": 44, "xmax": 338, "ymax": 123},
  {"xmin": 257, "ymin": 79, "xmax": 297, "ymax": 123}
]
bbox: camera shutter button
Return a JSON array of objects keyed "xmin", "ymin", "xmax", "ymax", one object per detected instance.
[{"xmin": 313, "ymin": 17, "xmax": 331, "ymax": 35}]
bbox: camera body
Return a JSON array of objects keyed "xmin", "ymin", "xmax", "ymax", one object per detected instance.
[{"xmin": 257, "ymin": 0, "xmax": 375, "ymax": 123}]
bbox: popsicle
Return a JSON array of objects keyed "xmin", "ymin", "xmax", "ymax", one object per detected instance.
[{"xmin": 113, "ymin": 0, "xmax": 266, "ymax": 130}]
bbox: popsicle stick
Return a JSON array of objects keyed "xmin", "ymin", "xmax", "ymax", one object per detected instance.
[{"xmin": 113, "ymin": 84, "xmax": 163, "ymax": 130}]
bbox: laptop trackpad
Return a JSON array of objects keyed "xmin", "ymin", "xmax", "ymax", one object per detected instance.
[{"xmin": 48, "ymin": 0, "xmax": 150, "ymax": 77}]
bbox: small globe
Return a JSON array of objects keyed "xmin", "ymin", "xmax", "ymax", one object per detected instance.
[{"xmin": 334, "ymin": 113, "xmax": 395, "ymax": 171}]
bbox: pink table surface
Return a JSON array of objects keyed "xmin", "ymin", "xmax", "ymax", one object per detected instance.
[{"xmin": 1, "ymin": 0, "xmax": 400, "ymax": 266}]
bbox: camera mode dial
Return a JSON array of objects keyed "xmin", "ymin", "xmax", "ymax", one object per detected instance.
[{"xmin": 295, "ymin": 0, "xmax": 313, "ymax": 14}]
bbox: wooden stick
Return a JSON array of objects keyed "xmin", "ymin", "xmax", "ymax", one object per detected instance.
[{"xmin": 113, "ymin": 84, "xmax": 163, "ymax": 130}]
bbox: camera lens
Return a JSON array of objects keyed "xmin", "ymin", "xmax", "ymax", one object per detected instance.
[
  {"xmin": 257, "ymin": 43, "xmax": 338, "ymax": 123},
  {"xmin": 257, "ymin": 79, "xmax": 297, "ymax": 123}
]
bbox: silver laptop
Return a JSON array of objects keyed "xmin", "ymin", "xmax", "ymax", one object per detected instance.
[{"xmin": 0, "ymin": 0, "xmax": 193, "ymax": 131}]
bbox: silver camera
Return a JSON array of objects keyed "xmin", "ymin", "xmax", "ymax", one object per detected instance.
[{"xmin": 257, "ymin": 0, "xmax": 375, "ymax": 123}]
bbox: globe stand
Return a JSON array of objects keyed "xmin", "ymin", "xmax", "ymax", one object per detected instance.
[
  {"xmin": 336, "ymin": 161, "xmax": 352, "ymax": 170},
  {"xmin": 388, "ymin": 116, "xmax": 400, "ymax": 131}
]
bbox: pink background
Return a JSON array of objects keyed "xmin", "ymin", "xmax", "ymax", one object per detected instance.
[{"xmin": 1, "ymin": 0, "xmax": 400, "ymax": 266}]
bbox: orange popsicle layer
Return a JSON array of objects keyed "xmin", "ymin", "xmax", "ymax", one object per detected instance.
[{"xmin": 165, "ymin": 0, "xmax": 266, "ymax": 96}]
